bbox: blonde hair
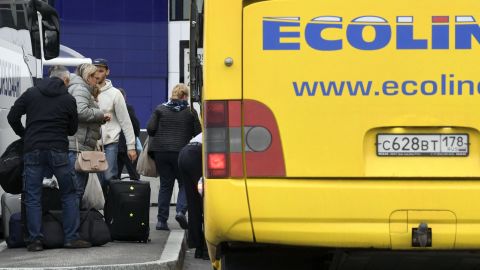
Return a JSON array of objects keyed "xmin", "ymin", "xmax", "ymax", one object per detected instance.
[
  {"xmin": 75, "ymin": 63, "xmax": 97, "ymax": 83},
  {"xmin": 171, "ymin": 83, "xmax": 189, "ymax": 99}
]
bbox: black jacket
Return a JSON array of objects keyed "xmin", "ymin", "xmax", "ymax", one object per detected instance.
[
  {"xmin": 7, "ymin": 77, "xmax": 78, "ymax": 153},
  {"xmin": 118, "ymin": 104, "xmax": 140, "ymax": 153},
  {"xmin": 146, "ymin": 104, "xmax": 201, "ymax": 152}
]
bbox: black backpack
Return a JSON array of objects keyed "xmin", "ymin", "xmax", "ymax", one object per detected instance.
[{"xmin": 0, "ymin": 139, "xmax": 23, "ymax": 194}]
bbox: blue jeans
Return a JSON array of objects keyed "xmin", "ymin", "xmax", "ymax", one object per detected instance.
[
  {"xmin": 97, "ymin": 143, "xmax": 118, "ymax": 190},
  {"xmin": 153, "ymin": 152, "xmax": 188, "ymax": 222},
  {"xmin": 68, "ymin": 151, "xmax": 89, "ymax": 202},
  {"xmin": 23, "ymin": 149, "xmax": 80, "ymax": 243}
]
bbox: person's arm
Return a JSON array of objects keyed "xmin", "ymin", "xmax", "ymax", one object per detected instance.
[
  {"xmin": 72, "ymin": 87, "xmax": 104, "ymax": 123},
  {"xmin": 67, "ymin": 97, "xmax": 79, "ymax": 136},
  {"xmin": 114, "ymin": 92, "xmax": 136, "ymax": 151},
  {"xmin": 128, "ymin": 105, "xmax": 141, "ymax": 137},
  {"xmin": 146, "ymin": 107, "xmax": 160, "ymax": 137},
  {"xmin": 7, "ymin": 91, "xmax": 28, "ymax": 137},
  {"xmin": 192, "ymin": 108, "xmax": 202, "ymax": 137}
]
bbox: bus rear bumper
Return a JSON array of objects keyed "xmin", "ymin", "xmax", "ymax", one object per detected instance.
[{"xmin": 246, "ymin": 179, "xmax": 480, "ymax": 250}]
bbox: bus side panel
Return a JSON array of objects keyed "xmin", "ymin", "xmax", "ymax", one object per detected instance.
[
  {"xmin": 203, "ymin": 0, "xmax": 242, "ymax": 100},
  {"xmin": 204, "ymin": 179, "xmax": 254, "ymax": 246}
]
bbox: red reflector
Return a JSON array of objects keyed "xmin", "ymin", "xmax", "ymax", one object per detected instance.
[
  {"xmin": 432, "ymin": 16, "xmax": 449, "ymax": 23},
  {"xmin": 205, "ymin": 101, "xmax": 227, "ymax": 127},
  {"xmin": 208, "ymin": 153, "xmax": 226, "ymax": 169},
  {"xmin": 244, "ymin": 100, "xmax": 286, "ymax": 177},
  {"xmin": 208, "ymin": 169, "xmax": 228, "ymax": 178},
  {"xmin": 228, "ymin": 101, "xmax": 241, "ymax": 127},
  {"xmin": 230, "ymin": 152, "xmax": 244, "ymax": 178}
]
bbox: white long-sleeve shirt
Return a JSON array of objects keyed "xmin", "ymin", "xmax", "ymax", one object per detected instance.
[
  {"xmin": 190, "ymin": 133, "xmax": 202, "ymax": 143},
  {"xmin": 97, "ymin": 80, "xmax": 136, "ymax": 150}
]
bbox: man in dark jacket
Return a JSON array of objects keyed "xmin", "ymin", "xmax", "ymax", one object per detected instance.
[
  {"xmin": 117, "ymin": 88, "xmax": 140, "ymax": 180},
  {"xmin": 7, "ymin": 66, "xmax": 91, "ymax": 251}
]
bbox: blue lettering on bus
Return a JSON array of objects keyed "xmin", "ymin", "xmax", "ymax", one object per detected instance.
[
  {"xmin": 455, "ymin": 24, "xmax": 480, "ymax": 49},
  {"xmin": 0, "ymin": 60, "xmax": 21, "ymax": 98},
  {"xmin": 263, "ymin": 20, "xmax": 301, "ymax": 50},
  {"xmin": 263, "ymin": 16, "xmax": 480, "ymax": 50},
  {"xmin": 396, "ymin": 25, "xmax": 428, "ymax": 49},
  {"xmin": 347, "ymin": 24, "xmax": 391, "ymax": 50},
  {"xmin": 432, "ymin": 25, "xmax": 449, "ymax": 49},
  {"xmin": 305, "ymin": 23, "xmax": 342, "ymax": 51}
]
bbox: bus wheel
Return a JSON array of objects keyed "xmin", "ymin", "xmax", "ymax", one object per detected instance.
[{"xmin": 219, "ymin": 247, "xmax": 334, "ymax": 270}]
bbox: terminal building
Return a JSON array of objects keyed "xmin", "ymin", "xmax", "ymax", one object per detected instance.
[{"xmin": 52, "ymin": 0, "xmax": 194, "ymax": 127}]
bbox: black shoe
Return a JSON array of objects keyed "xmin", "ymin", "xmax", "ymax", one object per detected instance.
[
  {"xmin": 175, "ymin": 213, "xmax": 188, "ymax": 230},
  {"xmin": 27, "ymin": 239, "xmax": 43, "ymax": 252},
  {"xmin": 202, "ymin": 251, "xmax": 210, "ymax": 260},
  {"xmin": 156, "ymin": 221, "xmax": 170, "ymax": 231},
  {"xmin": 64, "ymin": 239, "xmax": 92, "ymax": 249},
  {"xmin": 194, "ymin": 247, "xmax": 203, "ymax": 258}
]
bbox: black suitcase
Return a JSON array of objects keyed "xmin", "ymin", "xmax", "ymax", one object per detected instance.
[{"xmin": 104, "ymin": 179, "xmax": 150, "ymax": 242}]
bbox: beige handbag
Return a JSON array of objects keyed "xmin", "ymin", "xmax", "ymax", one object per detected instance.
[
  {"xmin": 136, "ymin": 137, "xmax": 157, "ymax": 177},
  {"xmin": 74, "ymin": 137, "xmax": 109, "ymax": 173}
]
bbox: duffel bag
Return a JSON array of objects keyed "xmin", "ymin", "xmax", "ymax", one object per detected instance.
[
  {"xmin": 79, "ymin": 209, "xmax": 111, "ymax": 246},
  {"xmin": 6, "ymin": 212, "xmax": 25, "ymax": 248},
  {"xmin": 42, "ymin": 211, "xmax": 64, "ymax": 249}
]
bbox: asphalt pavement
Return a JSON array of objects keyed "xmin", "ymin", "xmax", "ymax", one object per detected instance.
[
  {"xmin": 183, "ymin": 248, "xmax": 211, "ymax": 270},
  {"xmin": 0, "ymin": 206, "xmax": 186, "ymax": 269}
]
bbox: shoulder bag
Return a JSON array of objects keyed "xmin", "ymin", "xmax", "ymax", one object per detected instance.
[{"xmin": 74, "ymin": 136, "xmax": 109, "ymax": 173}]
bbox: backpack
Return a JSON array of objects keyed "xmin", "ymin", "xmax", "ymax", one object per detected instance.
[{"xmin": 0, "ymin": 139, "xmax": 23, "ymax": 194}]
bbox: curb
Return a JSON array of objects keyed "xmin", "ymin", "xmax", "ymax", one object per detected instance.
[
  {"xmin": 0, "ymin": 230, "xmax": 187, "ymax": 270},
  {"xmin": 0, "ymin": 241, "xmax": 6, "ymax": 253}
]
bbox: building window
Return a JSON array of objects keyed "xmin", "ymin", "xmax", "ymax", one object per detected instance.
[{"xmin": 170, "ymin": 0, "xmax": 190, "ymax": 21}]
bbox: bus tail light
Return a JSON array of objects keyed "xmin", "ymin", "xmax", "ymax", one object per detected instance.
[
  {"xmin": 244, "ymin": 100, "xmax": 286, "ymax": 177},
  {"xmin": 207, "ymin": 153, "xmax": 227, "ymax": 177},
  {"xmin": 204, "ymin": 100, "xmax": 285, "ymax": 178},
  {"xmin": 205, "ymin": 101, "xmax": 243, "ymax": 178}
]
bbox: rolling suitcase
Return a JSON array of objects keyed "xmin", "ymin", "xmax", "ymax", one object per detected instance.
[
  {"xmin": 1, "ymin": 193, "xmax": 21, "ymax": 239},
  {"xmin": 104, "ymin": 179, "xmax": 150, "ymax": 242}
]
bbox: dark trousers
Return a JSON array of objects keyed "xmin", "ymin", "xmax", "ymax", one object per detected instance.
[
  {"xmin": 23, "ymin": 149, "xmax": 80, "ymax": 243},
  {"xmin": 154, "ymin": 152, "xmax": 188, "ymax": 222},
  {"xmin": 117, "ymin": 151, "xmax": 140, "ymax": 180},
  {"xmin": 178, "ymin": 143, "xmax": 204, "ymax": 248}
]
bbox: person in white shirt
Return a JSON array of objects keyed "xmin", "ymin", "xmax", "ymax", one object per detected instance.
[
  {"xmin": 178, "ymin": 133, "xmax": 208, "ymax": 260},
  {"xmin": 93, "ymin": 58, "xmax": 137, "ymax": 189}
]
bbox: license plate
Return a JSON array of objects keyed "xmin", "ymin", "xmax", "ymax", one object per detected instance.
[{"xmin": 377, "ymin": 134, "xmax": 469, "ymax": 156}]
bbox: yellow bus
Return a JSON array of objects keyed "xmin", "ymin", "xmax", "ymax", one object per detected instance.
[{"xmin": 190, "ymin": 0, "xmax": 480, "ymax": 268}]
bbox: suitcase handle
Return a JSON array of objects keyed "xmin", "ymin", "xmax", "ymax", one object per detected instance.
[{"xmin": 120, "ymin": 176, "xmax": 140, "ymax": 181}]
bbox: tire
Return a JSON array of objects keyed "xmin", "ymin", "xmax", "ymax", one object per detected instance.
[{"xmin": 220, "ymin": 247, "xmax": 331, "ymax": 270}]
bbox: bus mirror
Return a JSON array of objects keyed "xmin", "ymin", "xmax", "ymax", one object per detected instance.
[
  {"xmin": 28, "ymin": 0, "xmax": 60, "ymax": 60},
  {"xmin": 42, "ymin": 22, "xmax": 60, "ymax": 60}
]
